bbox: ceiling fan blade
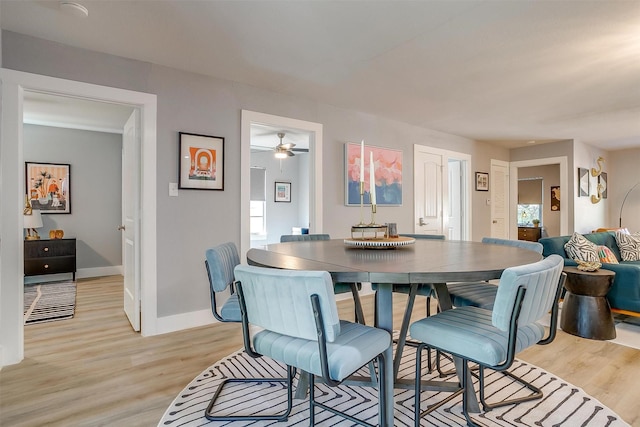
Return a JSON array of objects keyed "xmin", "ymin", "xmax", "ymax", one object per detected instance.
[
  {"xmin": 281, "ymin": 142, "xmax": 296, "ymax": 150},
  {"xmin": 287, "ymin": 150, "xmax": 295, "ymax": 156}
]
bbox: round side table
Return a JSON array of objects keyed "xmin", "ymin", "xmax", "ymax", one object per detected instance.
[{"xmin": 561, "ymin": 267, "xmax": 616, "ymax": 340}]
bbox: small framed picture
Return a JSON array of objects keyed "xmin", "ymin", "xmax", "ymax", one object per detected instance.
[
  {"xmin": 578, "ymin": 167, "xmax": 589, "ymax": 197},
  {"xmin": 178, "ymin": 132, "xmax": 225, "ymax": 190},
  {"xmin": 26, "ymin": 162, "xmax": 71, "ymax": 214},
  {"xmin": 274, "ymin": 182, "xmax": 291, "ymax": 202},
  {"xmin": 551, "ymin": 186, "xmax": 560, "ymax": 211},
  {"xmin": 475, "ymin": 172, "xmax": 489, "ymax": 191}
]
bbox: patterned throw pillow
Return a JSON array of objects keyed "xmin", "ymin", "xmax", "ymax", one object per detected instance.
[
  {"xmin": 597, "ymin": 245, "xmax": 619, "ymax": 264},
  {"xmin": 615, "ymin": 231, "xmax": 640, "ymax": 261},
  {"xmin": 564, "ymin": 232, "xmax": 599, "ymax": 262}
]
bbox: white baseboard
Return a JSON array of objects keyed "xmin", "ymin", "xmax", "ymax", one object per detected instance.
[
  {"xmin": 77, "ymin": 266, "xmax": 123, "ymax": 279},
  {"xmin": 156, "ymin": 309, "xmax": 217, "ymax": 335},
  {"xmin": 154, "ymin": 284, "xmax": 375, "ymax": 336}
]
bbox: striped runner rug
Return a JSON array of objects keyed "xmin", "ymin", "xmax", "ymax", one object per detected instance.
[
  {"xmin": 24, "ymin": 280, "xmax": 76, "ymax": 325},
  {"xmin": 159, "ymin": 341, "xmax": 629, "ymax": 426}
]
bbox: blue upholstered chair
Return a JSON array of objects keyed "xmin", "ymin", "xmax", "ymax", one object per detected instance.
[
  {"xmin": 280, "ymin": 234, "xmax": 366, "ymax": 324},
  {"xmin": 446, "ymin": 237, "xmax": 544, "ymax": 310},
  {"xmin": 209, "ymin": 265, "xmax": 390, "ymax": 425},
  {"xmin": 435, "ymin": 237, "xmax": 544, "ymax": 376},
  {"xmin": 410, "ymin": 255, "xmax": 565, "ymax": 427},
  {"xmin": 205, "ymin": 242, "xmax": 242, "ymax": 322}
]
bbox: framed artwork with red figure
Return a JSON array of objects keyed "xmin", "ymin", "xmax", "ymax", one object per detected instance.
[
  {"xmin": 26, "ymin": 162, "xmax": 71, "ymax": 214},
  {"xmin": 178, "ymin": 132, "xmax": 225, "ymax": 190}
]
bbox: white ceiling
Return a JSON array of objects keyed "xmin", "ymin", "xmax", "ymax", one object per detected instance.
[{"xmin": 4, "ymin": 1, "xmax": 640, "ymax": 150}]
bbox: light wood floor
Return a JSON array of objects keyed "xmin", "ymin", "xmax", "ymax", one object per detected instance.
[{"xmin": 1, "ymin": 276, "xmax": 639, "ymax": 426}]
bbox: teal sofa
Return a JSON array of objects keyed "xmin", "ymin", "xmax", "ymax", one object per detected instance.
[{"xmin": 539, "ymin": 232, "xmax": 640, "ymax": 314}]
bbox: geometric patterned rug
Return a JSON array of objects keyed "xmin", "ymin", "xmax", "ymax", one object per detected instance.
[
  {"xmin": 159, "ymin": 342, "xmax": 629, "ymax": 426},
  {"xmin": 23, "ymin": 280, "xmax": 76, "ymax": 325}
]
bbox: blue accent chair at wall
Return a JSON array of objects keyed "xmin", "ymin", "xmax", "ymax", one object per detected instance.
[
  {"xmin": 207, "ymin": 265, "xmax": 390, "ymax": 425},
  {"xmin": 410, "ymin": 255, "xmax": 565, "ymax": 427},
  {"xmin": 205, "ymin": 242, "xmax": 242, "ymax": 322},
  {"xmin": 280, "ymin": 234, "xmax": 366, "ymax": 324}
]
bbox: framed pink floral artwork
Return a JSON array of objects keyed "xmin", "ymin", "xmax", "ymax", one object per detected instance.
[{"xmin": 344, "ymin": 142, "xmax": 402, "ymax": 206}]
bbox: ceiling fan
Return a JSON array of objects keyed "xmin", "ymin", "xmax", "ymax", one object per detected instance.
[{"xmin": 274, "ymin": 132, "xmax": 296, "ymax": 158}]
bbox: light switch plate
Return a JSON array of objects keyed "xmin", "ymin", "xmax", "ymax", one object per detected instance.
[{"xmin": 169, "ymin": 182, "xmax": 179, "ymax": 197}]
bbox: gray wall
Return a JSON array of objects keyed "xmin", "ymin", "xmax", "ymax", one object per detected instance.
[
  {"xmin": 608, "ymin": 148, "xmax": 640, "ymax": 233},
  {"xmin": 23, "ymin": 124, "xmax": 122, "ymax": 270},
  {"xmin": 4, "ymin": 30, "xmax": 509, "ymax": 318}
]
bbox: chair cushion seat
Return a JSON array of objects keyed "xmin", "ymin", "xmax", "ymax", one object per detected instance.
[
  {"xmin": 253, "ymin": 320, "xmax": 390, "ymax": 381},
  {"xmin": 447, "ymin": 282, "xmax": 497, "ymax": 310},
  {"xmin": 220, "ymin": 293, "xmax": 242, "ymax": 322},
  {"xmin": 409, "ymin": 306, "xmax": 545, "ymax": 367}
]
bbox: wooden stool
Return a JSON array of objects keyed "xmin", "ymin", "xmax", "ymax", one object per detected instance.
[{"xmin": 561, "ymin": 267, "xmax": 616, "ymax": 340}]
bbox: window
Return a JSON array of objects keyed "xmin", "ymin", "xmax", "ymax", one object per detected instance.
[
  {"xmin": 250, "ymin": 200, "xmax": 266, "ymax": 235},
  {"xmin": 518, "ymin": 204, "xmax": 541, "ymax": 226},
  {"xmin": 250, "ymin": 167, "xmax": 266, "ymax": 237}
]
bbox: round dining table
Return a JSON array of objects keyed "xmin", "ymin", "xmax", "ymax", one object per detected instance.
[{"xmin": 246, "ymin": 238, "xmax": 542, "ymax": 426}]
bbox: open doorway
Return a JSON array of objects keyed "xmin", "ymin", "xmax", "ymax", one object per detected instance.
[
  {"xmin": 414, "ymin": 145, "xmax": 471, "ymax": 240},
  {"xmin": 248, "ymin": 125, "xmax": 312, "ymax": 247},
  {"xmin": 0, "ymin": 69, "xmax": 157, "ymax": 365},
  {"xmin": 240, "ymin": 111, "xmax": 323, "ymax": 260},
  {"xmin": 509, "ymin": 157, "xmax": 569, "ymax": 240}
]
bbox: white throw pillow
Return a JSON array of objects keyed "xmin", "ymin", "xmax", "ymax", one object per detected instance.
[
  {"xmin": 564, "ymin": 232, "xmax": 599, "ymax": 262},
  {"xmin": 615, "ymin": 231, "xmax": 640, "ymax": 261}
]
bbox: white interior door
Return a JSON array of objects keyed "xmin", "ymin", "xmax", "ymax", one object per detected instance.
[
  {"xmin": 414, "ymin": 148, "xmax": 444, "ymax": 235},
  {"xmin": 448, "ymin": 160, "xmax": 462, "ymax": 240},
  {"xmin": 490, "ymin": 159, "xmax": 509, "ymax": 239},
  {"xmin": 122, "ymin": 109, "xmax": 141, "ymax": 331}
]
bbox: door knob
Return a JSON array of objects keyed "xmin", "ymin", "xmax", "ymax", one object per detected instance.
[
  {"xmin": 419, "ymin": 218, "xmax": 428, "ymax": 226},
  {"xmin": 117, "ymin": 225, "xmax": 126, "ymax": 231}
]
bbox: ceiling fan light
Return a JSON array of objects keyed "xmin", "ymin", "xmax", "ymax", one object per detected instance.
[{"xmin": 274, "ymin": 151, "xmax": 288, "ymax": 159}]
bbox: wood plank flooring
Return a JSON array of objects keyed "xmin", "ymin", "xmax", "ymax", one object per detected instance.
[{"xmin": 1, "ymin": 276, "xmax": 639, "ymax": 426}]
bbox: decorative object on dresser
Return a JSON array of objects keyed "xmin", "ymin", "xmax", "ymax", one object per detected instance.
[
  {"xmin": 24, "ymin": 238, "xmax": 77, "ymax": 281},
  {"xmin": 23, "ymin": 209, "xmax": 43, "ymax": 240},
  {"xmin": 518, "ymin": 226, "xmax": 541, "ymax": 242}
]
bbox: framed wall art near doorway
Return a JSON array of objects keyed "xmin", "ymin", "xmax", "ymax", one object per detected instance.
[
  {"xmin": 475, "ymin": 171, "xmax": 489, "ymax": 191},
  {"xmin": 178, "ymin": 132, "xmax": 225, "ymax": 190},
  {"xmin": 26, "ymin": 162, "xmax": 71, "ymax": 214}
]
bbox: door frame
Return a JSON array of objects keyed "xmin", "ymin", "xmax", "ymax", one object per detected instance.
[
  {"xmin": 0, "ymin": 68, "xmax": 158, "ymax": 366},
  {"xmin": 509, "ymin": 156, "xmax": 569, "ymax": 239},
  {"xmin": 413, "ymin": 144, "xmax": 472, "ymax": 240},
  {"xmin": 240, "ymin": 110, "xmax": 323, "ymax": 260}
]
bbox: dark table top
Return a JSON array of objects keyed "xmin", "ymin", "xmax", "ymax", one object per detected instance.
[{"xmin": 247, "ymin": 238, "xmax": 543, "ymax": 283}]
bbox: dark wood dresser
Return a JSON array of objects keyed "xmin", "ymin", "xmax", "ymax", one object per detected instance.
[
  {"xmin": 24, "ymin": 238, "xmax": 76, "ymax": 280},
  {"xmin": 518, "ymin": 226, "xmax": 541, "ymax": 242}
]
